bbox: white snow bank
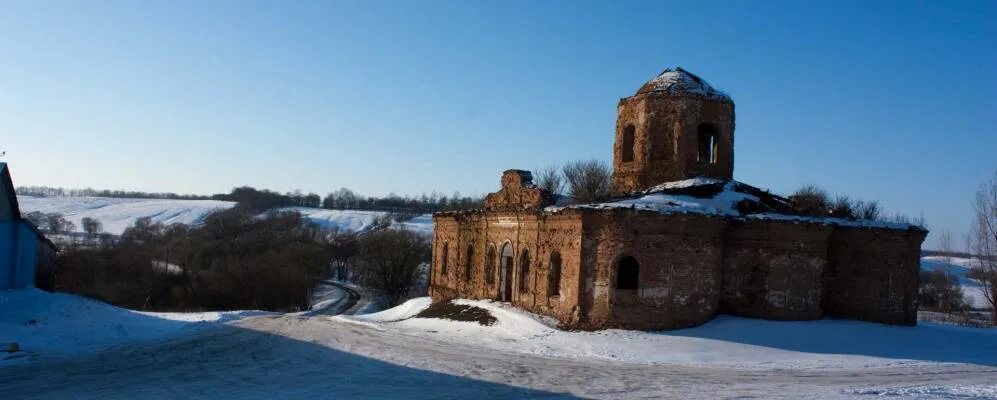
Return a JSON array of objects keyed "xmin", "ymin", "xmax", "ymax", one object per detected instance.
[
  {"xmin": 345, "ymin": 297, "xmax": 997, "ymax": 370},
  {"xmin": 352, "ymin": 297, "xmax": 431, "ymax": 322},
  {"xmin": 16, "ymin": 196, "xmax": 234, "ymax": 235},
  {"xmin": 0, "ymin": 289, "xmax": 264, "ymax": 364}
]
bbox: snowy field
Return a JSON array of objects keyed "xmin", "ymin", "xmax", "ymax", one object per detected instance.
[
  {"xmin": 16, "ymin": 195, "xmax": 433, "ymax": 236},
  {"xmin": 16, "ymin": 195, "xmax": 234, "ymax": 235},
  {"xmin": 2, "ymin": 288, "xmax": 995, "ymax": 399}
]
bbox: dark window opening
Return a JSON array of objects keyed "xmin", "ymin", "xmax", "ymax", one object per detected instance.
[
  {"xmin": 500, "ymin": 243, "xmax": 514, "ymax": 301},
  {"xmin": 697, "ymin": 123, "xmax": 719, "ymax": 164},
  {"xmin": 621, "ymin": 125, "xmax": 636, "ymax": 163},
  {"xmin": 440, "ymin": 243, "xmax": 448, "ymax": 275},
  {"xmin": 616, "ymin": 256, "xmax": 639, "ymax": 290},
  {"xmin": 485, "ymin": 246, "xmax": 496, "ymax": 284},
  {"xmin": 519, "ymin": 250, "xmax": 531, "ymax": 293},
  {"xmin": 464, "ymin": 246, "xmax": 474, "ymax": 280},
  {"xmin": 548, "ymin": 251, "xmax": 562, "ymax": 296}
]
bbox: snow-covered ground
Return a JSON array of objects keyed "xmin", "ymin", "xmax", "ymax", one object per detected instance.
[
  {"xmin": 345, "ymin": 297, "xmax": 997, "ymax": 370},
  {"xmin": 16, "ymin": 195, "xmax": 434, "ymax": 236},
  {"xmin": 0, "ymin": 289, "xmax": 268, "ymax": 364},
  {"xmin": 2, "ymin": 288, "xmax": 995, "ymax": 399},
  {"xmin": 921, "ymin": 256, "xmax": 992, "ymax": 309}
]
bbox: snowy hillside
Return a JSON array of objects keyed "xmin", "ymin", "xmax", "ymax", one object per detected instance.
[
  {"xmin": 16, "ymin": 195, "xmax": 235, "ymax": 235},
  {"xmin": 921, "ymin": 256, "xmax": 991, "ymax": 309},
  {"xmin": 16, "ymin": 196, "xmax": 433, "ymax": 236}
]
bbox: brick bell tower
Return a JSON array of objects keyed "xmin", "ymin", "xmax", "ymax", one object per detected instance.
[{"xmin": 610, "ymin": 68, "xmax": 736, "ymax": 196}]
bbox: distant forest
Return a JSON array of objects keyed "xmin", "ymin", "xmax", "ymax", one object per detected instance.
[{"xmin": 16, "ymin": 185, "xmax": 483, "ymax": 213}]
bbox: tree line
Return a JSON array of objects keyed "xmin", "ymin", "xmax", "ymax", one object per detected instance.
[
  {"xmin": 51, "ymin": 208, "xmax": 431, "ymax": 311},
  {"xmin": 18, "ymin": 185, "xmax": 483, "ymax": 214}
]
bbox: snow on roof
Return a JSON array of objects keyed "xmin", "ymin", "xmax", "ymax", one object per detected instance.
[
  {"xmin": 547, "ymin": 177, "xmax": 923, "ymax": 231},
  {"xmin": 636, "ymin": 67, "xmax": 731, "ymax": 101}
]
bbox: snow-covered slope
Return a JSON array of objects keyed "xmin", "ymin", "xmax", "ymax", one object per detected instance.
[
  {"xmin": 921, "ymin": 256, "xmax": 991, "ymax": 309},
  {"xmin": 17, "ymin": 196, "xmax": 434, "ymax": 236},
  {"xmin": 345, "ymin": 297, "xmax": 997, "ymax": 370},
  {"xmin": 0, "ymin": 289, "xmax": 266, "ymax": 364},
  {"xmin": 16, "ymin": 196, "xmax": 235, "ymax": 235}
]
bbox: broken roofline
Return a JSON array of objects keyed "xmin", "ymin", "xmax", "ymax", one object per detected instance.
[{"xmin": 434, "ymin": 176, "xmax": 925, "ymax": 232}]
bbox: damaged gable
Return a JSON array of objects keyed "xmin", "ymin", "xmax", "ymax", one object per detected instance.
[{"xmin": 483, "ymin": 170, "xmax": 553, "ymax": 212}]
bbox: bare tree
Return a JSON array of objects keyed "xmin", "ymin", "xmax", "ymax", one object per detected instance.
[
  {"xmin": 967, "ymin": 170, "xmax": 997, "ymax": 323},
  {"xmin": 534, "ymin": 165, "xmax": 564, "ymax": 196},
  {"xmin": 938, "ymin": 230, "xmax": 954, "ymax": 268},
  {"xmin": 81, "ymin": 217, "xmax": 102, "ymax": 236},
  {"xmin": 562, "ymin": 159, "xmax": 611, "ymax": 203},
  {"xmin": 356, "ymin": 229, "xmax": 431, "ymax": 306},
  {"xmin": 45, "ymin": 213, "xmax": 75, "ymax": 233},
  {"xmin": 853, "ymin": 200, "xmax": 881, "ymax": 220}
]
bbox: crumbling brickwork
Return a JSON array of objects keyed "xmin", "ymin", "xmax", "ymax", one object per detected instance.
[
  {"xmin": 611, "ymin": 71, "xmax": 735, "ymax": 196},
  {"xmin": 430, "ymin": 68, "xmax": 927, "ymax": 331}
]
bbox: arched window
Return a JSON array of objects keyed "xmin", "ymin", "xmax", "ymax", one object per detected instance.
[
  {"xmin": 500, "ymin": 243, "xmax": 515, "ymax": 301},
  {"xmin": 519, "ymin": 249, "xmax": 531, "ymax": 293},
  {"xmin": 697, "ymin": 123, "xmax": 719, "ymax": 164},
  {"xmin": 440, "ymin": 243, "xmax": 449, "ymax": 275},
  {"xmin": 464, "ymin": 245, "xmax": 474, "ymax": 280},
  {"xmin": 548, "ymin": 251, "xmax": 562, "ymax": 296},
  {"xmin": 621, "ymin": 124, "xmax": 636, "ymax": 163},
  {"xmin": 616, "ymin": 256, "xmax": 639, "ymax": 290},
  {"xmin": 485, "ymin": 245, "xmax": 496, "ymax": 284}
]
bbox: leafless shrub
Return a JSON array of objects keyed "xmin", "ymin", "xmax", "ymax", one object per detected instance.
[
  {"xmin": 789, "ymin": 184, "xmax": 830, "ymax": 217},
  {"xmin": 534, "ymin": 165, "xmax": 565, "ymax": 196},
  {"xmin": 562, "ymin": 159, "xmax": 611, "ymax": 203}
]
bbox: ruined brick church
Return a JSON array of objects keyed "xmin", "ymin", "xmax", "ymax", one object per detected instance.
[{"xmin": 430, "ymin": 68, "xmax": 927, "ymax": 330}]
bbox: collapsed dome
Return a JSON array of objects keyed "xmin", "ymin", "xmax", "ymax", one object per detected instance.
[{"xmin": 635, "ymin": 67, "xmax": 731, "ymax": 102}]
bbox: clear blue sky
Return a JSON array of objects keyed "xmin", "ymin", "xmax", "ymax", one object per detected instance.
[{"xmin": 1, "ymin": 0, "xmax": 994, "ymax": 248}]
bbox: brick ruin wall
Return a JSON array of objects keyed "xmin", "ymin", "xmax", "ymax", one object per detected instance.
[
  {"xmin": 720, "ymin": 220, "xmax": 831, "ymax": 320},
  {"xmin": 431, "ymin": 211, "xmax": 585, "ymax": 325},
  {"xmin": 824, "ymin": 227, "xmax": 925, "ymax": 325},
  {"xmin": 577, "ymin": 211, "xmax": 725, "ymax": 330},
  {"xmin": 432, "ymin": 210, "xmax": 926, "ymax": 330}
]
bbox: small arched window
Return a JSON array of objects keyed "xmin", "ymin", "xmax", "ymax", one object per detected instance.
[
  {"xmin": 548, "ymin": 251, "xmax": 562, "ymax": 296},
  {"xmin": 697, "ymin": 123, "xmax": 719, "ymax": 164},
  {"xmin": 464, "ymin": 245, "xmax": 474, "ymax": 280},
  {"xmin": 519, "ymin": 249, "xmax": 531, "ymax": 293},
  {"xmin": 616, "ymin": 256, "xmax": 639, "ymax": 290},
  {"xmin": 621, "ymin": 124, "xmax": 636, "ymax": 163},
  {"xmin": 440, "ymin": 243, "xmax": 449, "ymax": 275},
  {"xmin": 485, "ymin": 245, "xmax": 496, "ymax": 284}
]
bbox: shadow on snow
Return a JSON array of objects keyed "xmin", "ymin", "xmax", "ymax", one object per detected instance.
[
  {"xmin": 665, "ymin": 315, "xmax": 997, "ymax": 366},
  {"xmin": 0, "ymin": 312, "xmax": 576, "ymax": 400}
]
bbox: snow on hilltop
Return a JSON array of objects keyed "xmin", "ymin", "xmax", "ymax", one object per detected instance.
[
  {"xmin": 16, "ymin": 195, "xmax": 234, "ymax": 236},
  {"xmin": 16, "ymin": 195, "xmax": 434, "ymax": 236}
]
